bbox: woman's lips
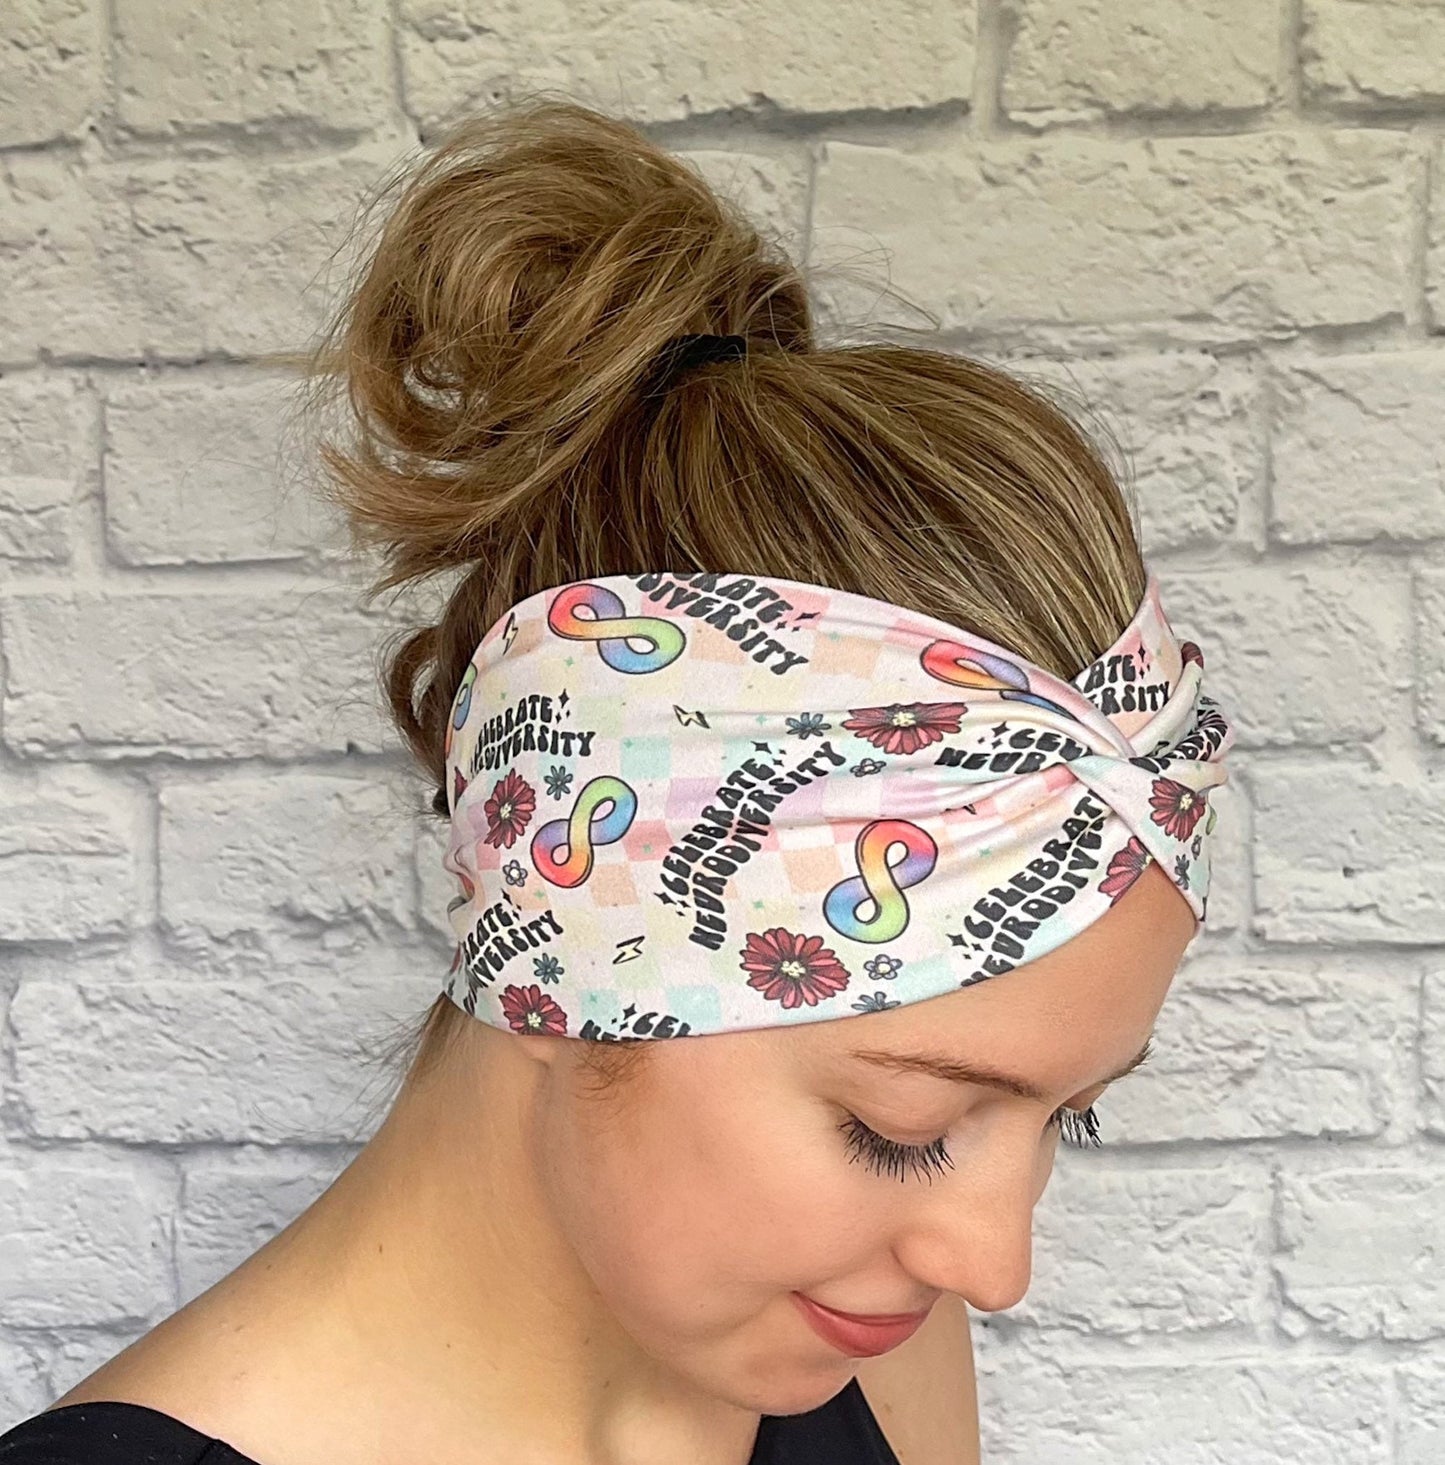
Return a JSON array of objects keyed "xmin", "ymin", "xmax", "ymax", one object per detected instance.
[{"xmin": 791, "ymin": 1291, "xmax": 932, "ymax": 1358}]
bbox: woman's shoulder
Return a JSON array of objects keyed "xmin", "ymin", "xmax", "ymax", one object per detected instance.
[{"xmin": 0, "ymin": 1399, "xmax": 262, "ymax": 1465}]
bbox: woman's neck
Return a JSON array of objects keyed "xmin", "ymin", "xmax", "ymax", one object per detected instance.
[{"xmin": 74, "ymin": 1032, "xmax": 763, "ymax": 1465}]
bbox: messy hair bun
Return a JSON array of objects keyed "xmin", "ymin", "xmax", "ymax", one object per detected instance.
[{"xmin": 300, "ymin": 89, "xmax": 1145, "ymax": 850}]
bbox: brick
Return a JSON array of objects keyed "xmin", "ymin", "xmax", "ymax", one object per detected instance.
[
  {"xmin": 973, "ymin": 1357, "xmax": 1389, "ymax": 1462},
  {"xmin": 1271, "ymin": 353, "xmax": 1445, "ymax": 543},
  {"xmin": 0, "ymin": 1335, "xmax": 49, "ymax": 1435},
  {"xmin": 812, "ymin": 131, "xmax": 1409, "ymax": 338},
  {"xmin": 157, "ymin": 773, "xmax": 414, "ymax": 937},
  {"xmin": 1303, "ymin": 0, "xmax": 1445, "ymax": 109},
  {"xmin": 1014, "ymin": 351, "xmax": 1262, "ymax": 552},
  {"xmin": 1425, "ymin": 138, "xmax": 1445, "ymax": 327},
  {"xmin": 1400, "ymin": 1360, "xmax": 1445, "ymax": 1464},
  {"xmin": 0, "ymin": 375, "xmax": 95, "ymax": 566},
  {"xmin": 0, "ymin": 144, "xmax": 400, "ymax": 365},
  {"xmin": 2, "ymin": 941, "xmax": 144, "ymax": 987},
  {"xmin": 10, "ymin": 949, "xmax": 428, "ymax": 1142},
  {"xmin": 1017, "ymin": 1163, "xmax": 1269, "ymax": 1333},
  {"xmin": 0, "ymin": 764, "xmax": 137, "ymax": 942},
  {"xmin": 1414, "ymin": 568, "xmax": 1445, "ymax": 741},
  {"xmin": 0, "ymin": 0, "xmax": 104, "ymax": 149},
  {"xmin": 1254, "ymin": 767, "xmax": 1445, "ymax": 943},
  {"xmin": 103, "ymin": 371, "xmax": 345, "ymax": 565},
  {"xmin": 114, "ymin": 0, "xmax": 392, "ymax": 136},
  {"xmin": 0, "ymin": 1158, "xmax": 172, "ymax": 1327},
  {"xmin": 1127, "ymin": 956, "xmax": 1415, "ymax": 1141},
  {"xmin": 1, "ymin": 588, "xmax": 400, "ymax": 758},
  {"xmin": 1277, "ymin": 1166, "xmax": 1445, "ymax": 1341},
  {"xmin": 399, "ymin": 0, "xmax": 975, "ymax": 129},
  {"xmin": 1002, "ymin": 0, "xmax": 1280, "ymax": 123},
  {"xmin": 682, "ymin": 149, "xmax": 812, "ymax": 253},
  {"xmin": 1423, "ymin": 968, "xmax": 1445, "ymax": 1137},
  {"xmin": 1163, "ymin": 562, "xmax": 1406, "ymax": 747},
  {"xmin": 0, "ymin": 480, "xmax": 74, "ymax": 565},
  {"xmin": 177, "ymin": 1151, "xmax": 349, "ymax": 1301}
]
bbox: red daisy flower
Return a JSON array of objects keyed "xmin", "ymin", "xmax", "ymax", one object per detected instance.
[
  {"xmin": 1099, "ymin": 836, "xmax": 1150, "ymax": 904},
  {"xmin": 841, "ymin": 702, "xmax": 970, "ymax": 756},
  {"xmin": 499, "ymin": 983, "xmax": 569, "ymax": 1035},
  {"xmin": 483, "ymin": 768, "xmax": 537, "ymax": 849},
  {"xmin": 740, "ymin": 928, "xmax": 851, "ymax": 1009},
  {"xmin": 1149, "ymin": 777, "xmax": 1207, "ymax": 842}
]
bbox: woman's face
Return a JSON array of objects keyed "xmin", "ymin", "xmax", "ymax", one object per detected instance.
[{"xmin": 528, "ymin": 858, "xmax": 1196, "ymax": 1413}]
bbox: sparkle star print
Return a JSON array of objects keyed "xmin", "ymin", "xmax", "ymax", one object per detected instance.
[{"xmin": 439, "ymin": 570, "xmax": 1235, "ymax": 1042}]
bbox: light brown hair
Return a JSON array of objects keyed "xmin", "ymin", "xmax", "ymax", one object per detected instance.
[{"xmin": 289, "ymin": 90, "xmax": 1145, "ymax": 1102}]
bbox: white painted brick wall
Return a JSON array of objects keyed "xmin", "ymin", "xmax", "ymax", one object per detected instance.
[{"xmin": 1, "ymin": 3, "xmax": 1442, "ymax": 1459}]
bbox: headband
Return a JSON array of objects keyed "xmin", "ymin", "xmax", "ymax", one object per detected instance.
[{"xmin": 439, "ymin": 570, "xmax": 1234, "ymax": 1041}]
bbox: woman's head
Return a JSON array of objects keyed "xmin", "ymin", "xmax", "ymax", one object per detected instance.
[
  {"xmin": 292, "ymin": 91, "xmax": 1216, "ymax": 1411},
  {"xmin": 299, "ymin": 91, "xmax": 1152, "ymax": 1089}
]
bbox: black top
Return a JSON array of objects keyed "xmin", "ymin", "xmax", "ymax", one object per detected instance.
[{"xmin": 0, "ymin": 1381, "xmax": 901, "ymax": 1464}]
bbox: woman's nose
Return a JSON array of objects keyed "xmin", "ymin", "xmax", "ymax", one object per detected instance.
[{"xmin": 889, "ymin": 1145, "xmax": 1046, "ymax": 1314}]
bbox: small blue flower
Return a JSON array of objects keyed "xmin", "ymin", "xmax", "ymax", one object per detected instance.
[
  {"xmin": 864, "ymin": 954, "xmax": 902, "ymax": 981},
  {"xmin": 850, "ymin": 757, "xmax": 886, "ymax": 777},
  {"xmin": 1174, "ymin": 853, "xmax": 1190, "ymax": 888},
  {"xmin": 1190, "ymin": 833, "xmax": 1203, "ymax": 857},
  {"xmin": 503, "ymin": 859, "xmax": 528, "ymax": 887},
  {"xmin": 533, "ymin": 954, "xmax": 564, "ymax": 984},
  {"xmin": 786, "ymin": 711, "xmax": 830, "ymax": 739},
  {"xmin": 851, "ymin": 991, "xmax": 900, "ymax": 1013},
  {"xmin": 545, "ymin": 765, "xmax": 574, "ymax": 799}
]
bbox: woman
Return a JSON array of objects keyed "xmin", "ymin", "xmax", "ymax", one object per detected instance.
[{"xmin": 0, "ymin": 95, "xmax": 1234, "ymax": 1465}]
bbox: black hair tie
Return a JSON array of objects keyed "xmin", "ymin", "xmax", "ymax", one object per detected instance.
[{"xmin": 641, "ymin": 332, "xmax": 748, "ymax": 399}]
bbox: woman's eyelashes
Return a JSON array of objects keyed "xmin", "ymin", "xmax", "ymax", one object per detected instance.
[
  {"xmin": 839, "ymin": 1112, "xmax": 955, "ymax": 1184},
  {"xmin": 1048, "ymin": 1101, "xmax": 1103, "ymax": 1150},
  {"xmin": 839, "ymin": 1102, "xmax": 1104, "ymax": 1184}
]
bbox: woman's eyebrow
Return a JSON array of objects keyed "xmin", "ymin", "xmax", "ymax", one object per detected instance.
[{"xmin": 846, "ymin": 1035, "xmax": 1156, "ymax": 1103}]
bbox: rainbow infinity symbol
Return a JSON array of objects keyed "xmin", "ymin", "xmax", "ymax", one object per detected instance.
[
  {"xmin": 532, "ymin": 775, "xmax": 638, "ymax": 888},
  {"xmin": 823, "ymin": 819, "xmax": 939, "ymax": 943},
  {"xmin": 920, "ymin": 638, "xmax": 1081, "ymax": 721},
  {"xmin": 548, "ymin": 583, "xmax": 686, "ymax": 673}
]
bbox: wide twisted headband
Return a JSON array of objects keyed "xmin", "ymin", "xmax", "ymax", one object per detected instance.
[{"xmin": 438, "ymin": 568, "xmax": 1234, "ymax": 1041}]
